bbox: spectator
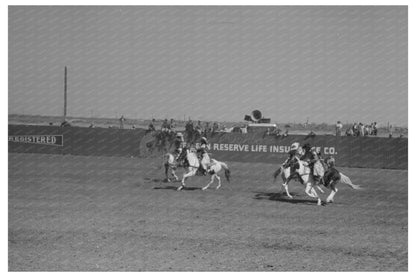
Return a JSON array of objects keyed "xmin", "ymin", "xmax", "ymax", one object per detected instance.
[
  {"xmin": 241, "ymin": 125, "xmax": 248, "ymax": 134},
  {"xmin": 147, "ymin": 122, "xmax": 156, "ymax": 134},
  {"xmin": 169, "ymin": 118, "xmax": 176, "ymax": 130},
  {"xmin": 195, "ymin": 123, "xmax": 202, "ymax": 136},
  {"xmin": 358, "ymin": 123, "xmax": 364, "ymax": 136},
  {"xmin": 119, "ymin": 115, "xmax": 125, "ymax": 129},
  {"xmin": 283, "ymin": 129, "xmax": 289, "ymax": 137},
  {"xmin": 185, "ymin": 119, "xmax": 194, "ymax": 140},
  {"xmin": 352, "ymin": 123, "xmax": 358, "ymax": 136},
  {"xmin": 203, "ymin": 122, "xmax": 211, "ymax": 137},
  {"xmin": 373, "ymin": 122, "xmax": 378, "ymax": 136},
  {"xmin": 212, "ymin": 122, "xmax": 219, "ymax": 134},
  {"xmin": 196, "ymin": 120, "xmax": 202, "ymax": 133},
  {"xmin": 364, "ymin": 125, "xmax": 371, "ymax": 136},
  {"xmin": 161, "ymin": 118, "xmax": 170, "ymax": 132},
  {"xmin": 335, "ymin": 121, "xmax": 343, "ymax": 136}
]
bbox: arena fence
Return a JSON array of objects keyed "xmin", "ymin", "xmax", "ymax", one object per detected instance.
[{"xmin": 8, "ymin": 125, "xmax": 407, "ymax": 170}]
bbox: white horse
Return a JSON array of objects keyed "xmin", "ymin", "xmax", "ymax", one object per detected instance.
[
  {"xmin": 163, "ymin": 153, "xmax": 179, "ymax": 182},
  {"xmin": 177, "ymin": 149, "xmax": 231, "ymax": 191},
  {"xmin": 296, "ymin": 159, "xmax": 323, "ymax": 205},
  {"xmin": 273, "ymin": 157, "xmax": 323, "ymax": 205},
  {"xmin": 273, "ymin": 160, "xmax": 361, "ymax": 203},
  {"xmin": 273, "ymin": 163, "xmax": 325, "ymax": 199}
]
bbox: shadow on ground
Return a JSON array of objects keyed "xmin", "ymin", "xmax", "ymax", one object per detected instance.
[
  {"xmin": 253, "ymin": 191, "xmax": 322, "ymax": 205},
  {"xmin": 153, "ymin": 185, "xmax": 201, "ymax": 191}
]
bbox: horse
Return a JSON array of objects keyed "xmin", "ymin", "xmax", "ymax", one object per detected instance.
[
  {"xmin": 273, "ymin": 159, "xmax": 361, "ymax": 204},
  {"xmin": 273, "ymin": 166, "xmax": 299, "ymax": 198},
  {"xmin": 176, "ymin": 149, "xmax": 231, "ymax": 191},
  {"xmin": 272, "ymin": 161, "xmax": 325, "ymax": 199},
  {"xmin": 295, "ymin": 158, "xmax": 323, "ymax": 205},
  {"xmin": 163, "ymin": 153, "xmax": 179, "ymax": 182}
]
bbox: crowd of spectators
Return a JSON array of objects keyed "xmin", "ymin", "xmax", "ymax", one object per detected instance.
[
  {"xmin": 77, "ymin": 116, "xmax": 405, "ymax": 138},
  {"xmin": 335, "ymin": 121, "xmax": 378, "ymax": 137},
  {"xmin": 146, "ymin": 118, "xmax": 222, "ymax": 138},
  {"xmin": 184, "ymin": 119, "xmax": 220, "ymax": 138}
]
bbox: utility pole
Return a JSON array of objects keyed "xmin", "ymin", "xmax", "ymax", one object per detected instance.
[{"xmin": 64, "ymin": 66, "xmax": 67, "ymax": 121}]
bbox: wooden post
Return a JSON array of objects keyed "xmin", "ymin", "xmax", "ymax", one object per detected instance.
[{"xmin": 64, "ymin": 66, "xmax": 67, "ymax": 121}]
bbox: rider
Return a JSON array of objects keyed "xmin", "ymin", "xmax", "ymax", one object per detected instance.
[
  {"xmin": 282, "ymin": 142, "xmax": 299, "ymax": 167},
  {"xmin": 174, "ymin": 132, "xmax": 187, "ymax": 165},
  {"xmin": 311, "ymin": 147, "xmax": 325, "ymax": 184},
  {"xmin": 322, "ymin": 156, "xmax": 341, "ymax": 187},
  {"xmin": 196, "ymin": 137, "xmax": 210, "ymax": 175},
  {"xmin": 301, "ymin": 144, "xmax": 324, "ymax": 184},
  {"xmin": 281, "ymin": 142, "xmax": 303, "ymax": 183}
]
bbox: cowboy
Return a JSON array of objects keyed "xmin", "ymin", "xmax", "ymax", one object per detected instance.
[
  {"xmin": 311, "ymin": 147, "xmax": 325, "ymax": 184},
  {"xmin": 281, "ymin": 142, "xmax": 304, "ymax": 184},
  {"xmin": 300, "ymin": 143, "xmax": 323, "ymax": 183},
  {"xmin": 282, "ymin": 142, "xmax": 301, "ymax": 169},
  {"xmin": 196, "ymin": 137, "xmax": 210, "ymax": 175},
  {"xmin": 322, "ymin": 156, "xmax": 341, "ymax": 188},
  {"xmin": 174, "ymin": 132, "xmax": 187, "ymax": 164}
]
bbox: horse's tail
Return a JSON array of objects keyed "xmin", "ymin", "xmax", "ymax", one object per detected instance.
[
  {"xmin": 273, "ymin": 166, "xmax": 282, "ymax": 181},
  {"xmin": 340, "ymin": 172, "xmax": 362, "ymax": 190},
  {"xmin": 219, "ymin": 161, "xmax": 231, "ymax": 182}
]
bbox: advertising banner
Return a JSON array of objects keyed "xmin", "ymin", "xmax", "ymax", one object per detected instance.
[
  {"xmin": 8, "ymin": 125, "xmax": 407, "ymax": 169},
  {"xmin": 8, "ymin": 135, "xmax": 63, "ymax": 146}
]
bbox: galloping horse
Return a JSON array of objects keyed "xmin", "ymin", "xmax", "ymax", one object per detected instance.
[
  {"xmin": 273, "ymin": 159, "xmax": 361, "ymax": 204},
  {"xmin": 295, "ymin": 158, "xmax": 323, "ymax": 205},
  {"xmin": 177, "ymin": 149, "xmax": 231, "ymax": 191},
  {"xmin": 273, "ymin": 161, "xmax": 325, "ymax": 199}
]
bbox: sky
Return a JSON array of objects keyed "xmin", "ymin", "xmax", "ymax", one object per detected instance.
[{"xmin": 8, "ymin": 6, "xmax": 408, "ymax": 126}]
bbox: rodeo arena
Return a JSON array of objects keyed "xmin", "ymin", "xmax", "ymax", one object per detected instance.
[
  {"xmin": 7, "ymin": 5, "xmax": 409, "ymax": 273},
  {"xmin": 8, "ymin": 108, "xmax": 408, "ymax": 271}
]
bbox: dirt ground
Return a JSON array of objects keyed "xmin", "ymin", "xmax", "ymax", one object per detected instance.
[{"xmin": 8, "ymin": 153, "xmax": 408, "ymax": 271}]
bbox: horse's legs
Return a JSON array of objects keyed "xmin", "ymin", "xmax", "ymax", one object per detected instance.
[
  {"xmin": 326, "ymin": 181, "xmax": 339, "ymax": 203},
  {"xmin": 311, "ymin": 187, "xmax": 322, "ymax": 206},
  {"xmin": 178, "ymin": 170, "xmax": 193, "ymax": 191},
  {"xmin": 305, "ymin": 183, "xmax": 322, "ymax": 206},
  {"xmin": 215, "ymin": 174, "xmax": 221, "ymax": 190},
  {"xmin": 171, "ymin": 168, "xmax": 178, "ymax": 181},
  {"xmin": 281, "ymin": 180, "xmax": 293, "ymax": 199},
  {"xmin": 164, "ymin": 163, "xmax": 170, "ymax": 182},
  {"xmin": 305, "ymin": 183, "xmax": 315, "ymax": 198},
  {"xmin": 202, "ymin": 174, "xmax": 215, "ymax": 191}
]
